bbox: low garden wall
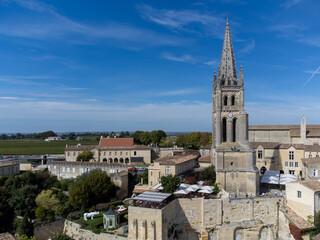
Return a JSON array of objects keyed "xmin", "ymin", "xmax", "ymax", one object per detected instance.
[{"xmin": 64, "ymin": 220, "xmax": 127, "ymax": 240}]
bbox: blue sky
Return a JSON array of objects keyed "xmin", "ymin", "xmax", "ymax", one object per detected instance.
[{"xmin": 0, "ymin": 0, "xmax": 320, "ymax": 133}]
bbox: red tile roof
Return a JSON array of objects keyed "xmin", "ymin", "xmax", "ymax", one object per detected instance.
[{"xmin": 99, "ymin": 138, "xmax": 134, "ymax": 146}]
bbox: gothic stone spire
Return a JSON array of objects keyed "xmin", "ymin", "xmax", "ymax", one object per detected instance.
[{"xmin": 218, "ymin": 18, "xmax": 237, "ymax": 81}]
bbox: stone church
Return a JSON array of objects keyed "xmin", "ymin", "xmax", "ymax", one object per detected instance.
[
  {"xmin": 212, "ymin": 18, "xmax": 259, "ymax": 196},
  {"xmin": 128, "ymin": 19, "xmax": 286, "ymax": 240}
]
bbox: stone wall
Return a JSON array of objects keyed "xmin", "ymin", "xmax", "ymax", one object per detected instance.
[
  {"xmin": 128, "ymin": 196, "xmax": 286, "ymax": 240},
  {"xmin": 34, "ymin": 218, "xmax": 65, "ymax": 240},
  {"xmin": 64, "ymin": 220, "xmax": 127, "ymax": 240}
]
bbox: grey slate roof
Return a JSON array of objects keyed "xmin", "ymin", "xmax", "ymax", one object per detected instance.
[{"xmin": 104, "ymin": 206, "xmax": 119, "ymax": 216}]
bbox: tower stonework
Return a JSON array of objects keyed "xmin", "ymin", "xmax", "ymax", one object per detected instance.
[{"xmin": 212, "ymin": 19, "xmax": 259, "ymax": 196}]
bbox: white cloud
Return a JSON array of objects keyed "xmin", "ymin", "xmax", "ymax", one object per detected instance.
[
  {"xmin": 303, "ymin": 65, "xmax": 320, "ymax": 86},
  {"xmin": 0, "ymin": 96, "xmax": 19, "ymax": 100},
  {"xmin": 56, "ymin": 83, "xmax": 87, "ymax": 91},
  {"xmin": 238, "ymin": 40, "xmax": 255, "ymax": 54},
  {"xmin": 282, "ymin": 0, "xmax": 304, "ymax": 8},
  {"xmin": 162, "ymin": 53, "xmax": 197, "ymax": 64},
  {"xmin": 157, "ymin": 89, "xmax": 201, "ymax": 96},
  {"xmin": 0, "ymin": 1, "xmax": 187, "ymax": 48},
  {"xmin": 136, "ymin": 4, "xmax": 225, "ymax": 37}
]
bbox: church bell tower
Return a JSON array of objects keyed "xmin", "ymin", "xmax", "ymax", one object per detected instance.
[{"xmin": 212, "ymin": 18, "xmax": 259, "ymax": 196}]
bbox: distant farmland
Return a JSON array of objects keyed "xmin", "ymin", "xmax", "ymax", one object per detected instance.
[{"xmin": 0, "ymin": 139, "xmax": 99, "ymax": 155}]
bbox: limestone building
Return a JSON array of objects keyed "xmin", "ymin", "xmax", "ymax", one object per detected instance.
[
  {"xmin": 249, "ymin": 116, "xmax": 320, "ymax": 144},
  {"xmin": 65, "ymin": 137, "xmax": 152, "ymax": 164},
  {"xmin": 48, "ymin": 161, "xmax": 128, "ymax": 199},
  {"xmin": 212, "ymin": 18, "xmax": 259, "ymax": 196},
  {"xmin": 148, "ymin": 153, "xmax": 198, "ymax": 187},
  {"xmin": 0, "ymin": 162, "xmax": 19, "ymax": 176}
]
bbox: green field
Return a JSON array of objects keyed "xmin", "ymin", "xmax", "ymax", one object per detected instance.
[{"xmin": 0, "ymin": 139, "xmax": 99, "ymax": 155}]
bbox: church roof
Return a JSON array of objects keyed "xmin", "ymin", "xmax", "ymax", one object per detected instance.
[{"xmin": 218, "ymin": 18, "xmax": 237, "ymax": 80}]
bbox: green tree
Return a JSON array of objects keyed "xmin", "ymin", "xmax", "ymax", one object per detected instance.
[
  {"xmin": 52, "ymin": 233, "xmax": 73, "ymax": 240},
  {"xmin": 9, "ymin": 184, "xmax": 39, "ymax": 218},
  {"xmin": 199, "ymin": 132, "xmax": 212, "ymax": 146},
  {"xmin": 150, "ymin": 130, "xmax": 167, "ymax": 145},
  {"xmin": 18, "ymin": 235, "xmax": 36, "ymax": 240},
  {"xmin": 36, "ymin": 189, "xmax": 61, "ymax": 211},
  {"xmin": 136, "ymin": 170, "xmax": 148, "ymax": 184},
  {"xmin": 76, "ymin": 150, "xmax": 93, "ymax": 162},
  {"xmin": 15, "ymin": 214, "xmax": 34, "ymax": 237},
  {"xmin": 131, "ymin": 131, "xmax": 145, "ymax": 145},
  {"xmin": 0, "ymin": 187, "xmax": 14, "ymax": 232},
  {"xmin": 200, "ymin": 165, "xmax": 216, "ymax": 184},
  {"xmin": 69, "ymin": 170, "xmax": 115, "ymax": 208},
  {"xmin": 40, "ymin": 130, "xmax": 57, "ymax": 138},
  {"xmin": 161, "ymin": 175, "xmax": 181, "ymax": 193},
  {"xmin": 187, "ymin": 132, "xmax": 201, "ymax": 147},
  {"xmin": 176, "ymin": 134, "xmax": 188, "ymax": 147},
  {"xmin": 35, "ymin": 206, "xmax": 55, "ymax": 222},
  {"xmin": 69, "ymin": 180, "xmax": 90, "ymax": 208}
]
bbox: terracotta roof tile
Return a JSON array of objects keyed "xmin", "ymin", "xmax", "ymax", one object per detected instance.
[
  {"xmin": 301, "ymin": 157, "xmax": 320, "ymax": 165},
  {"xmin": 154, "ymin": 153, "xmax": 199, "ymax": 165},
  {"xmin": 65, "ymin": 144, "xmax": 150, "ymax": 151},
  {"xmin": 285, "ymin": 207, "xmax": 314, "ymax": 230},
  {"xmin": 49, "ymin": 161, "xmax": 127, "ymax": 168},
  {"xmin": 279, "ymin": 144, "xmax": 305, "ymax": 150},
  {"xmin": 250, "ymin": 142, "xmax": 279, "ymax": 149},
  {"xmin": 99, "ymin": 138, "xmax": 133, "ymax": 146},
  {"xmin": 305, "ymin": 145, "xmax": 320, "ymax": 152},
  {"xmin": 198, "ymin": 155, "xmax": 211, "ymax": 163},
  {"xmin": 299, "ymin": 180, "xmax": 320, "ymax": 191},
  {"xmin": 249, "ymin": 124, "xmax": 320, "ymax": 131}
]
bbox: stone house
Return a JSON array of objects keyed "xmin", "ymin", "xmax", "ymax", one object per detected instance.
[
  {"xmin": 148, "ymin": 153, "xmax": 198, "ymax": 187},
  {"xmin": 249, "ymin": 116, "xmax": 320, "ymax": 144},
  {"xmin": 0, "ymin": 162, "xmax": 19, "ymax": 176},
  {"xmin": 302, "ymin": 157, "xmax": 320, "ymax": 180},
  {"xmin": 199, "ymin": 145, "xmax": 211, "ymax": 157},
  {"xmin": 286, "ymin": 180, "xmax": 320, "ymax": 221},
  {"xmin": 48, "ymin": 161, "xmax": 128, "ymax": 199},
  {"xmin": 65, "ymin": 137, "xmax": 152, "ymax": 164}
]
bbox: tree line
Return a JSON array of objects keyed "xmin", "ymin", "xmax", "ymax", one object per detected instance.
[{"xmin": 176, "ymin": 132, "xmax": 212, "ymax": 148}]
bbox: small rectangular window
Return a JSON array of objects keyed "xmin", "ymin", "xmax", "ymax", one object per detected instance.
[
  {"xmin": 120, "ymin": 151, "xmax": 122, "ymax": 156},
  {"xmin": 295, "ymin": 162, "xmax": 298, "ymax": 167},
  {"xmin": 72, "ymin": 168, "xmax": 75, "ymax": 173},
  {"xmin": 258, "ymin": 150, "xmax": 263, "ymax": 159},
  {"xmin": 62, "ymin": 167, "xmax": 65, "ymax": 172},
  {"xmin": 285, "ymin": 162, "xmax": 288, "ymax": 167},
  {"xmin": 297, "ymin": 190, "xmax": 301, "ymax": 198},
  {"xmin": 67, "ymin": 168, "xmax": 70, "ymax": 173},
  {"xmin": 109, "ymin": 152, "xmax": 111, "ymax": 156},
  {"xmin": 312, "ymin": 169, "xmax": 318, "ymax": 177},
  {"xmin": 134, "ymin": 151, "xmax": 137, "ymax": 156},
  {"xmin": 165, "ymin": 166, "xmax": 171, "ymax": 175},
  {"xmin": 289, "ymin": 162, "xmax": 294, "ymax": 167},
  {"xmin": 115, "ymin": 152, "xmax": 117, "ymax": 156}
]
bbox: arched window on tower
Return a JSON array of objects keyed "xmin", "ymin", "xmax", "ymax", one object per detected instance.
[
  {"xmin": 224, "ymin": 96, "xmax": 228, "ymax": 106},
  {"xmin": 232, "ymin": 118, "xmax": 237, "ymax": 142},
  {"xmin": 231, "ymin": 95, "xmax": 235, "ymax": 105},
  {"xmin": 222, "ymin": 118, "xmax": 227, "ymax": 142}
]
